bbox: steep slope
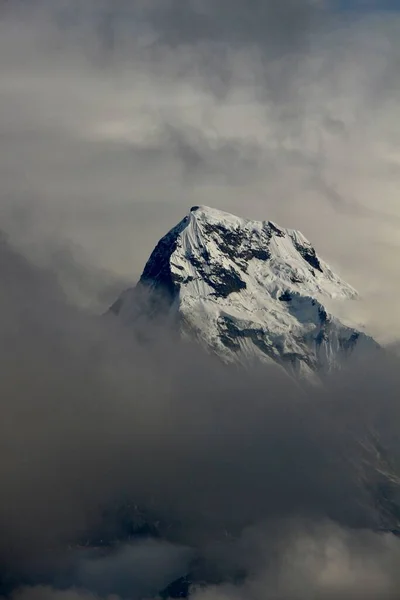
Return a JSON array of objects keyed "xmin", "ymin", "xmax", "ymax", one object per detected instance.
[{"xmin": 110, "ymin": 206, "xmax": 378, "ymax": 380}]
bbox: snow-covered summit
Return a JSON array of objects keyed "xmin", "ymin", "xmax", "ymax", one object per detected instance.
[{"xmin": 110, "ymin": 205, "xmax": 378, "ymax": 380}]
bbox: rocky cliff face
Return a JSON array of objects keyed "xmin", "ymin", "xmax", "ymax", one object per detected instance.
[{"xmin": 110, "ymin": 206, "xmax": 378, "ymax": 381}]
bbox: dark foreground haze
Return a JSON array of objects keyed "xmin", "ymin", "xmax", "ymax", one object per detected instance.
[
  {"xmin": 2, "ymin": 214, "xmax": 400, "ymax": 599},
  {"xmin": 2, "ymin": 1, "xmax": 400, "ymax": 599}
]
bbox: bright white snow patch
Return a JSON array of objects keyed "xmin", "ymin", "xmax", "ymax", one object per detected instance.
[{"xmin": 111, "ymin": 205, "xmax": 378, "ymax": 382}]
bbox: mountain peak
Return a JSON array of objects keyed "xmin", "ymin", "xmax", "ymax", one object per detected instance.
[{"xmin": 110, "ymin": 206, "xmax": 377, "ymax": 381}]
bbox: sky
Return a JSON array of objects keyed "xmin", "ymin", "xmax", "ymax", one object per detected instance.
[
  {"xmin": 1, "ymin": 1, "xmax": 400, "ymax": 342},
  {"xmin": 2, "ymin": 3, "xmax": 400, "ymax": 598},
  {"xmin": 0, "ymin": 0, "xmax": 400, "ymax": 346},
  {"xmin": 337, "ymin": 1, "xmax": 400, "ymax": 10}
]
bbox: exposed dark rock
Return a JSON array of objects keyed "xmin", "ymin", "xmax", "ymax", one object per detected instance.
[
  {"xmin": 202, "ymin": 223, "xmax": 244, "ymax": 262},
  {"xmin": 279, "ymin": 291, "xmax": 292, "ymax": 302},
  {"xmin": 160, "ymin": 556, "xmax": 247, "ymax": 599},
  {"xmin": 160, "ymin": 575, "xmax": 193, "ymax": 599},
  {"xmin": 315, "ymin": 329, "xmax": 328, "ymax": 346},
  {"xmin": 291, "ymin": 274, "xmax": 304, "ymax": 284},
  {"xmin": 218, "ymin": 316, "xmax": 318, "ymax": 374},
  {"xmin": 318, "ymin": 307, "xmax": 328, "ymax": 324},
  {"xmin": 186, "ymin": 252, "xmax": 203, "ymax": 270},
  {"xmin": 201, "ymin": 246, "xmax": 211, "ymax": 262},
  {"xmin": 186, "ymin": 251, "xmax": 246, "ymax": 298},
  {"xmin": 208, "ymin": 266, "xmax": 247, "ymax": 298},
  {"xmin": 340, "ymin": 331, "xmax": 360, "ymax": 352},
  {"xmin": 140, "ymin": 219, "xmax": 188, "ymax": 300},
  {"xmin": 218, "ymin": 316, "xmax": 276, "ymax": 361},
  {"xmin": 293, "ymin": 240, "xmax": 323, "ymax": 273},
  {"xmin": 267, "ymin": 221, "xmax": 285, "ymax": 237},
  {"xmin": 202, "ymin": 222, "xmax": 271, "ymax": 269},
  {"xmin": 251, "ymin": 248, "xmax": 270, "ymax": 260},
  {"xmin": 174, "ymin": 273, "xmax": 194, "ymax": 285}
]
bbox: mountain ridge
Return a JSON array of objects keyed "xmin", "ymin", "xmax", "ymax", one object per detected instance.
[{"xmin": 110, "ymin": 205, "xmax": 379, "ymax": 381}]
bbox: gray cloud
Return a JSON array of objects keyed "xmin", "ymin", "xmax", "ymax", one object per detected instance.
[
  {"xmin": 1, "ymin": 1, "xmax": 400, "ymax": 341},
  {"xmin": 1, "ymin": 228, "xmax": 400, "ymax": 598},
  {"xmin": 2, "ymin": 2, "xmax": 400, "ymax": 598},
  {"xmin": 4, "ymin": 589, "xmax": 105, "ymax": 600},
  {"xmin": 188, "ymin": 521, "xmax": 400, "ymax": 600},
  {"xmin": 71, "ymin": 539, "xmax": 193, "ymax": 599},
  {"xmin": 11, "ymin": 0, "xmax": 324, "ymax": 49}
]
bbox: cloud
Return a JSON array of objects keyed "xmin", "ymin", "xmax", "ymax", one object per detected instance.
[
  {"xmin": 2, "ymin": 1, "xmax": 400, "ymax": 598},
  {"xmin": 4, "ymin": 588, "xmax": 113, "ymax": 600},
  {"xmin": 1, "ymin": 1, "xmax": 400, "ymax": 340},
  {"xmin": 189, "ymin": 521, "xmax": 400, "ymax": 600},
  {"xmin": 0, "ymin": 233, "xmax": 400, "ymax": 598},
  {"xmin": 73, "ymin": 540, "xmax": 193, "ymax": 599},
  {"xmin": 6, "ymin": 525, "xmax": 400, "ymax": 599}
]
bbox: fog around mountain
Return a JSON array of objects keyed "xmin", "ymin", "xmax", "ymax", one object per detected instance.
[
  {"xmin": 111, "ymin": 205, "xmax": 379, "ymax": 381},
  {"xmin": 2, "ymin": 1, "xmax": 400, "ymax": 599}
]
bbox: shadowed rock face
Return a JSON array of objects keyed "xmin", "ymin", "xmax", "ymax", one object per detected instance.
[
  {"xmin": 110, "ymin": 206, "xmax": 379, "ymax": 381},
  {"xmin": 140, "ymin": 216, "xmax": 190, "ymax": 300},
  {"xmin": 292, "ymin": 238, "xmax": 323, "ymax": 273}
]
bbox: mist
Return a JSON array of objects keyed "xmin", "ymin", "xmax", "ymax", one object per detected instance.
[
  {"xmin": 0, "ymin": 1, "xmax": 399, "ymax": 335},
  {"xmin": 1, "ymin": 232, "xmax": 400, "ymax": 597},
  {"xmin": 1, "ymin": 1, "xmax": 400, "ymax": 599}
]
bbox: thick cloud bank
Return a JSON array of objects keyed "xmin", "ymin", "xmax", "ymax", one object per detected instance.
[
  {"xmin": 1, "ymin": 1, "xmax": 400, "ymax": 599},
  {"xmin": 0, "ymin": 229, "xmax": 400, "ymax": 598}
]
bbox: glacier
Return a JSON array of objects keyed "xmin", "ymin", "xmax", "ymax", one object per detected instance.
[{"xmin": 110, "ymin": 205, "xmax": 379, "ymax": 381}]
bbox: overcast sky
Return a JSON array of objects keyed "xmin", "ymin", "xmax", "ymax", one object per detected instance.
[
  {"xmin": 3, "ymin": 3, "xmax": 400, "ymax": 599},
  {"xmin": 1, "ymin": 0, "xmax": 400, "ymax": 342}
]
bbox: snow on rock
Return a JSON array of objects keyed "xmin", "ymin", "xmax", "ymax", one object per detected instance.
[{"xmin": 110, "ymin": 205, "xmax": 379, "ymax": 381}]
